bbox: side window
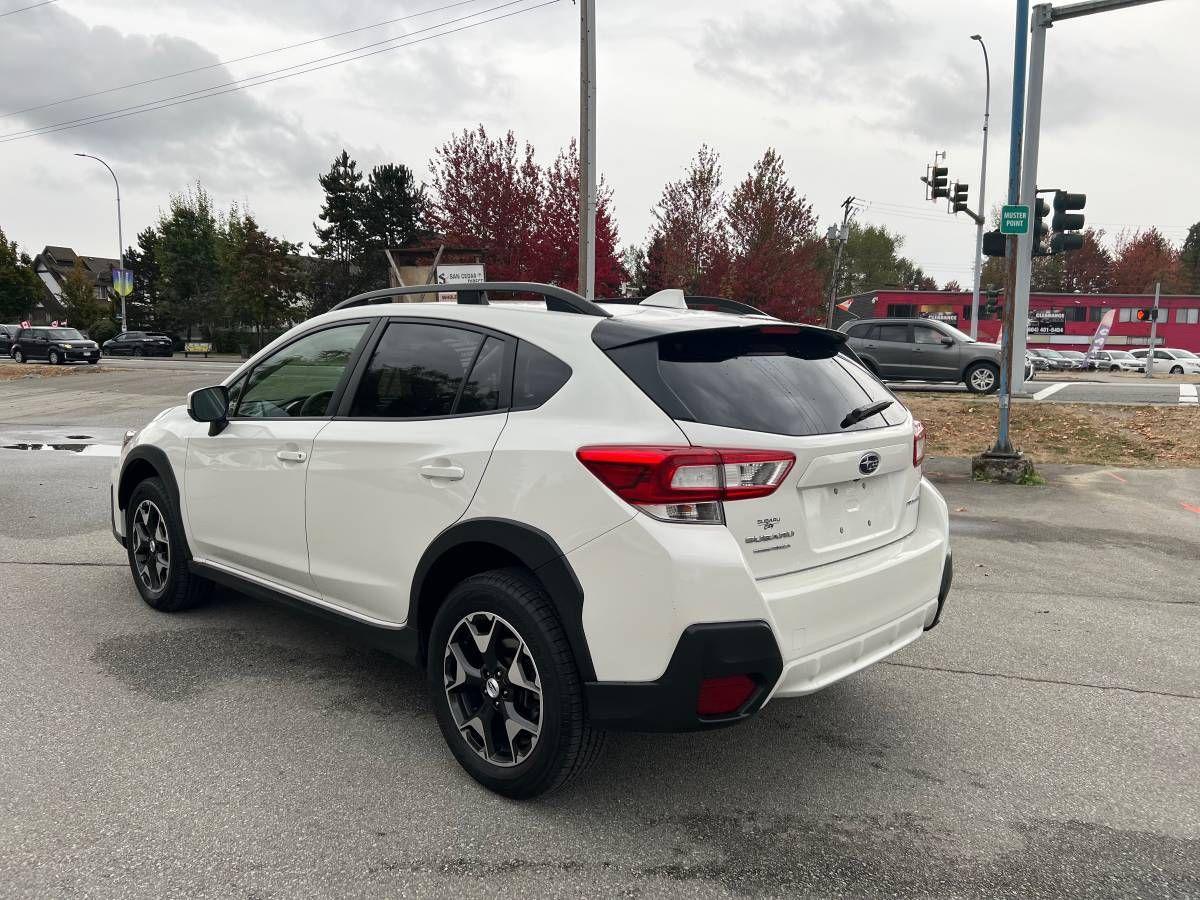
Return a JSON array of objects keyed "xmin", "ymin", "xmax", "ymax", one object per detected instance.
[
  {"xmin": 350, "ymin": 322, "xmax": 487, "ymax": 418},
  {"xmin": 913, "ymin": 325, "xmax": 945, "ymax": 345},
  {"xmin": 1154, "ymin": 350, "xmax": 1171, "ymax": 360},
  {"xmin": 235, "ymin": 322, "xmax": 369, "ymax": 418},
  {"xmin": 876, "ymin": 324, "xmax": 909, "ymax": 343},
  {"xmin": 512, "ymin": 341, "xmax": 571, "ymax": 410},
  {"xmin": 457, "ymin": 337, "xmax": 505, "ymax": 414}
]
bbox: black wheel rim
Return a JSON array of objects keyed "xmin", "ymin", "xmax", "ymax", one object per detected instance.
[
  {"xmin": 443, "ymin": 612, "xmax": 542, "ymax": 768},
  {"xmin": 131, "ymin": 499, "xmax": 170, "ymax": 594}
]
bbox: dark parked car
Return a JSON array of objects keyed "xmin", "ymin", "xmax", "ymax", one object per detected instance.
[
  {"xmin": 841, "ymin": 317, "xmax": 1004, "ymax": 393},
  {"xmin": 101, "ymin": 330, "xmax": 174, "ymax": 357},
  {"xmin": 10, "ymin": 327, "xmax": 100, "ymax": 364},
  {"xmin": 0, "ymin": 324, "xmax": 20, "ymax": 355},
  {"xmin": 1029, "ymin": 348, "xmax": 1072, "ymax": 371}
]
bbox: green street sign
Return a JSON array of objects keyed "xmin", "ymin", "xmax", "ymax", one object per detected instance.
[{"xmin": 1000, "ymin": 205, "xmax": 1030, "ymax": 235}]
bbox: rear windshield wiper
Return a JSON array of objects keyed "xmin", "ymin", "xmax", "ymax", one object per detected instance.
[{"xmin": 840, "ymin": 399, "xmax": 893, "ymax": 429}]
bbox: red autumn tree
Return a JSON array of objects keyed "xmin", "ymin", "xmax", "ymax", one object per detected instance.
[
  {"xmin": 646, "ymin": 145, "xmax": 731, "ymax": 295},
  {"xmin": 1110, "ymin": 227, "xmax": 1182, "ymax": 294},
  {"xmin": 721, "ymin": 148, "xmax": 825, "ymax": 321},
  {"xmin": 535, "ymin": 139, "xmax": 625, "ymax": 296},
  {"xmin": 425, "ymin": 126, "xmax": 542, "ymax": 282}
]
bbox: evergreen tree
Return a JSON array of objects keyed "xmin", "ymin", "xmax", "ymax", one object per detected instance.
[
  {"xmin": 311, "ymin": 150, "xmax": 369, "ymax": 312},
  {"xmin": 0, "ymin": 227, "xmax": 41, "ymax": 321},
  {"xmin": 359, "ymin": 162, "xmax": 425, "ymax": 287},
  {"xmin": 1180, "ymin": 222, "xmax": 1200, "ymax": 294},
  {"xmin": 157, "ymin": 183, "xmax": 221, "ymax": 339}
]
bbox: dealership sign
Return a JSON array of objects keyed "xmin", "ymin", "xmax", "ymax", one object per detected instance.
[
  {"xmin": 1028, "ymin": 310, "xmax": 1065, "ymax": 335},
  {"xmin": 922, "ymin": 311, "xmax": 959, "ymax": 327},
  {"xmin": 436, "ymin": 264, "xmax": 485, "ymax": 302}
]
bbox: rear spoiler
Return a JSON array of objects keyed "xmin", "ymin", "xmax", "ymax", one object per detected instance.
[{"xmin": 592, "ymin": 318, "xmax": 849, "ymax": 352}]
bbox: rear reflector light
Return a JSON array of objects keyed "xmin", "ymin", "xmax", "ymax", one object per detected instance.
[
  {"xmin": 697, "ymin": 674, "xmax": 757, "ymax": 716},
  {"xmin": 913, "ymin": 419, "xmax": 926, "ymax": 468},
  {"xmin": 576, "ymin": 446, "xmax": 795, "ymax": 522}
]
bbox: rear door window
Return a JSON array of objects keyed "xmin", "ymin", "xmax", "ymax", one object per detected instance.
[
  {"xmin": 619, "ymin": 327, "xmax": 904, "ymax": 436},
  {"xmin": 876, "ymin": 324, "xmax": 910, "ymax": 343},
  {"xmin": 349, "ymin": 322, "xmax": 508, "ymax": 418}
]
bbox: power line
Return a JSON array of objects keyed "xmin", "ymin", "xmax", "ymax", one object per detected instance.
[
  {"xmin": 0, "ymin": 0, "xmax": 56, "ymax": 17},
  {"xmin": 2, "ymin": 0, "xmax": 487, "ymax": 119},
  {"xmin": 0, "ymin": 0, "xmax": 552, "ymax": 143}
]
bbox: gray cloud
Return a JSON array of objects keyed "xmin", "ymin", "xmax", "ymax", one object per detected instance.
[{"xmin": 0, "ymin": 6, "xmax": 334, "ymax": 194}]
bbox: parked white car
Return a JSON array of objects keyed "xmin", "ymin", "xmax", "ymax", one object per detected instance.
[
  {"xmin": 110, "ymin": 284, "xmax": 952, "ymax": 798},
  {"xmin": 1129, "ymin": 348, "xmax": 1200, "ymax": 375},
  {"xmin": 1089, "ymin": 350, "xmax": 1143, "ymax": 372}
]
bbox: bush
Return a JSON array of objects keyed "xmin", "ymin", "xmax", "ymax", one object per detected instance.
[{"xmin": 89, "ymin": 318, "xmax": 120, "ymax": 344}]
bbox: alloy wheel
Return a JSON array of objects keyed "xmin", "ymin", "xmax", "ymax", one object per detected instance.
[
  {"xmin": 443, "ymin": 611, "xmax": 542, "ymax": 768},
  {"xmin": 131, "ymin": 499, "xmax": 170, "ymax": 594},
  {"xmin": 48, "ymin": 350, "xmax": 59, "ymax": 365},
  {"xmin": 970, "ymin": 367, "xmax": 996, "ymax": 392}
]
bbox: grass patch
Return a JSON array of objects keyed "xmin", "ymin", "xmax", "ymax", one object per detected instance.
[
  {"xmin": 904, "ymin": 394, "xmax": 1200, "ymax": 468},
  {"xmin": 0, "ymin": 364, "xmax": 107, "ymax": 381}
]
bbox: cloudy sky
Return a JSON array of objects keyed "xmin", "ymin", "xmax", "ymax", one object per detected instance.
[{"xmin": 1, "ymin": 0, "xmax": 1195, "ymax": 287}]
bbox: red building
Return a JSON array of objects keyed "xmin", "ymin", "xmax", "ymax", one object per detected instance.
[{"xmin": 835, "ymin": 290, "xmax": 1200, "ymax": 353}]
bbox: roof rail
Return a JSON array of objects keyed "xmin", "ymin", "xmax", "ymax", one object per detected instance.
[{"xmin": 329, "ymin": 281, "xmax": 612, "ymax": 317}]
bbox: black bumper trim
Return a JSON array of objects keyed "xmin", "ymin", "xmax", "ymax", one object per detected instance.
[
  {"xmin": 584, "ymin": 620, "xmax": 783, "ymax": 733},
  {"xmin": 926, "ymin": 550, "xmax": 953, "ymax": 630},
  {"xmin": 110, "ymin": 484, "xmax": 125, "ymax": 548}
]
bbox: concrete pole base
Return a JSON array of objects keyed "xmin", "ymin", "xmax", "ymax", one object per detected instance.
[{"xmin": 971, "ymin": 451, "xmax": 1039, "ymax": 484}]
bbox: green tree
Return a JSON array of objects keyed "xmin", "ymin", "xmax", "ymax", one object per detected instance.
[
  {"xmin": 1180, "ymin": 222, "xmax": 1200, "ymax": 294},
  {"xmin": 311, "ymin": 150, "xmax": 369, "ymax": 312},
  {"xmin": 157, "ymin": 183, "xmax": 222, "ymax": 339},
  {"xmin": 60, "ymin": 260, "xmax": 105, "ymax": 331},
  {"xmin": 837, "ymin": 223, "xmax": 923, "ymax": 295},
  {"xmin": 362, "ymin": 163, "xmax": 424, "ymax": 249},
  {"xmin": 0, "ymin": 227, "xmax": 41, "ymax": 321},
  {"xmin": 125, "ymin": 227, "xmax": 164, "ymax": 329},
  {"xmin": 221, "ymin": 211, "xmax": 303, "ymax": 349}
]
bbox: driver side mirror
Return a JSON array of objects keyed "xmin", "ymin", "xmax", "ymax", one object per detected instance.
[
  {"xmin": 187, "ymin": 385, "xmax": 230, "ymax": 436},
  {"xmin": 940, "ymin": 337, "xmax": 956, "ymax": 347}
]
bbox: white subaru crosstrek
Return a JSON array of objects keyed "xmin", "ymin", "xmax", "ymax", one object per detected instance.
[{"xmin": 111, "ymin": 283, "xmax": 952, "ymax": 798}]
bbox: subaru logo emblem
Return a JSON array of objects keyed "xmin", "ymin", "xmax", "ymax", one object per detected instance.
[{"xmin": 858, "ymin": 452, "xmax": 881, "ymax": 476}]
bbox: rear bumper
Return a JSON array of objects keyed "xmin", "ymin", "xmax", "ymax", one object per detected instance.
[{"xmin": 585, "ymin": 621, "xmax": 782, "ymax": 732}]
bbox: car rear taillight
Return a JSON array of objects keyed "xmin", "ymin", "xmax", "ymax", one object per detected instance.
[
  {"xmin": 576, "ymin": 446, "xmax": 795, "ymax": 523},
  {"xmin": 912, "ymin": 419, "xmax": 926, "ymax": 468},
  {"xmin": 697, "ymin": 674, "xmax": 757, "ymax": 716}
]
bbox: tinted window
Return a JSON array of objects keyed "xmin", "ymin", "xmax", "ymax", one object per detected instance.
[
  {"xmin": 652, "ymin": 329, "xmax": 903, "ymax": 436},
  {"xmin": 236, "ymin": 322, "xmax": 369, "ymax": 418},
  {"xmin": 877, "ymin": 324, "xmax": 909, "ymax": 343},
  {"xmin": 457, "ymin": 337, "xmax": 505, "ymax": 414},
  {"xmin": 513, "ymin": 341, "xmax": 571, "ymax": 409},
  {"xmin": 845, "ymin": 323, "xmax": 873, "ymax": 338},
  {"xmin": 350, "ymin": 322, "xmax": 487, "ymax": 418},
  {"xmin": 913, "ymin": 325, "xmax": 945, "ymax": 344},
  {"xmin": 46, "ymin": 329, "xmax": 84, "ymax": 340}
]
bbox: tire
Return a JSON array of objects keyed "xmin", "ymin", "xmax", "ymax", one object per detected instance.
[
  {"xmin": 133, "ymin": 347, "xmax": 144, "ymax": 357},
  {"xmin": 428, "ymin": 567, "xmax": 604, "ymax": 799},
  {"xmin": 88, "ymin": 359, "xmax": 99, "ymax": 365},
  {"xmin": 47, "ymin": 349, "xmax": 60, "ymax": 365},
  {"xmin": 125, "ymin": 477, "xmax": 211, "ymax": 612},
  {"xmin": 1110, "ymin": 365, "xmax": 1119, "ymax": 372},
  {"xmin": 12, "ymin": 348, "xmax": 24, "ymax": 363},
  {"xmin": 964, "ymin": 361, "xmax": 999, "ymax": 394},
  {"xmin": 1170, "ymin": 366, "xmax": 1183, "ymax": 375}
]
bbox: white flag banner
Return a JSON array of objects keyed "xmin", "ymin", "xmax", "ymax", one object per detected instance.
[{"xmin": 1087, "ymin": 309, "xmax": 1116, "ymax": 358}]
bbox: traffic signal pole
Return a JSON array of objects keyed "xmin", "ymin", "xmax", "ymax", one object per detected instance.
[{"xmin": 1144, "ymin": 281, "xmax": 1161, "ymax": 377}]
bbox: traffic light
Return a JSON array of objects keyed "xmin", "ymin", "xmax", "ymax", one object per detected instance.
[
  {"xmin": 1031, "ymin": 197, "xmax": 1051, "ymax": 257},
  {"xmin": 1051, "ymin": 190, "xmax": 1086, "ymax": 254},
  {"xmin": 982, "ymin": 230, "xmax": 1006, "ymax": 258},
  {"xmin": 930, "ymin": 166, "xmax": 949, "ymax": 199},
  {"xmin": 1136, "ymin": 308, "xmax": 1160, "ymax": 322},
  {"xmin": 951, "ymin": 182, "xmax": 969, "ymax": 214},
  {"xmin": 984, "ymin": 289, "xmax": 1001, "ymax": 316}
]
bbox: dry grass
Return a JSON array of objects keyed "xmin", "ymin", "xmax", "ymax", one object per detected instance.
[
  {"xmin": 0, "ymin": 364, "xmax": 107, "ymax": 381},
  {"xmin": 904, "ymin": 394, "xmax": 1200, "ymax": 468}
]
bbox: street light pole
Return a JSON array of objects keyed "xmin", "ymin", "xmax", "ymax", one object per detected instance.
[
  {"xmin": 968, "ymin": 34, "xmax": 990, "ymax": 341},
  {"xmin": 75, "ymin": 152, "xmax": 125, "ymax": 328}
]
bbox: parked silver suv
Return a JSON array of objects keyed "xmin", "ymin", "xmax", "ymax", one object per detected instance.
[{"xmin": 841, "ymin": 317, "xmax": 1003, "ymax": 394}]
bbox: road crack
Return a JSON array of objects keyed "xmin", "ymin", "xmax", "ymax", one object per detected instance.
[{"xmin": 885, "ymin": 661, "xmax": 1199, "ymax": 700}]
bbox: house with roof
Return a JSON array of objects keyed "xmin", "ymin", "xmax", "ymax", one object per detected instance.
[{"xmin": 28, "ymin": 246, "xmax": 118, "ymax": 324}]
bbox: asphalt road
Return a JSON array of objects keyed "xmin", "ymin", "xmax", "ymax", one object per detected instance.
[{"xmin": 0, "ymin": 368, "xmax": 1198, "ymax": 898}]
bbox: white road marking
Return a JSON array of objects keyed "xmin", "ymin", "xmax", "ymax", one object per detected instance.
[
  {"xmin": 1032, "ymin": 382, "xmax": 1070, "ymax": 401},
  {"xmin": 1181, "ymin": 384, "xmax": 1198, "ymax": 405}
]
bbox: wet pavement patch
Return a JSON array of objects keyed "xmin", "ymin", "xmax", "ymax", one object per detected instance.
[{"xmin": 2, "ymin": 442, "xmax": 119, "ymax": 457}]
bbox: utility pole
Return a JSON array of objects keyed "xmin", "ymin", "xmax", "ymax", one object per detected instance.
[
  {"xmin": 75, "ymin": 152, "xmax": 125, "ymax": 328},
  {"xmin": 969, "ymin": 34, "xmax": 991, "ymax": 340},
  {"xmin": 825, "ymin": 196, "xmax": 854, "ymax": 329},
  {"xmin": 1145, "ymin": 280, "xmax": 1161, "ymax": 377},
  {"xmin": 576, "ymin": 0, "xmax": 597, "ymax": 301}
]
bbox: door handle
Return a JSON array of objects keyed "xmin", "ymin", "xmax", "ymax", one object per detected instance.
[
  {"xmin": 276, "ymin": 450, "xmax": 307, "ymax": 463},
  {"xmin": 421, "ymin": 464, "xmax": 465, "ymax": 481}
]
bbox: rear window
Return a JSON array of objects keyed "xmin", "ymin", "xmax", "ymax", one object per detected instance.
[{"xmin": 610, "ymin": 327, "xmax": 904, "ymax": 436}]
